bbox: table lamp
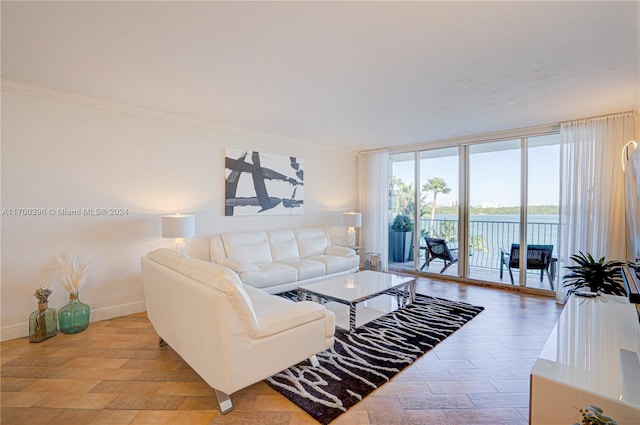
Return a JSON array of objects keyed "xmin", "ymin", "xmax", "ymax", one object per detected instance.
[
  {"xmin": 342, "ymin": 212, "xmax": 362, "ymax": 248},
  {"xmin": 161, "ymin": 214, "xmax": 195, "ymax": 253}
]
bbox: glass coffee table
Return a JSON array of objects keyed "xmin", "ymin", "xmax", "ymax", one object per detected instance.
[{"xmin": 297, "ymin": 270, "xmax": 416, "ymax": 332}]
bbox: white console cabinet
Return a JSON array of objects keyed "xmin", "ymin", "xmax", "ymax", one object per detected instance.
[{"xmin": 530, "ymin": 294, "xmax": 640, "ymax": 425}]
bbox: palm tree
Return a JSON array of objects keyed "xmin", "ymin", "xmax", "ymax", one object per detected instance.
[
  {"xmin": 422, "ymin": 177, "xmax": 451, "ymax": 235},
  {"xmin": 391, "ymin": 176, "xmax": 415, "ymax": 217}
]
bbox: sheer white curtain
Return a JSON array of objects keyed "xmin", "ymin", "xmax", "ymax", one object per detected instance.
[
  {"xmin": 358, "ymin": 149, "xmax": 390, "ymax": 271},
  {"xmin": 557, "ymin": 112, "xmax": 636, "ymax": 302}
]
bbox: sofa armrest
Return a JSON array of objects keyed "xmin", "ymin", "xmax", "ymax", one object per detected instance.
[
  {"xmin": 253, "ymin": 301, "xmax": 329, "ymax": 338},
  {"xmin": 324, "ymin": 245, "xmax": 356, "ymax": 257},
  {"xmin": 216, "ymin": 257, "xmax": 260, "ymax": 273}
]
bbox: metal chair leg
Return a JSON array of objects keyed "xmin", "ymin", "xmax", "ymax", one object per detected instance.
[
  {"xmin": 546, "ymin": 269, "xmax": 554, "ymax": 290},
  {"xmin": 214, "ymin": 389, "xmax": 233, "ymax": 414},
  {"xmin": 440, "ymin": 259, "xmax": 457, "ymax": 273},
  {"xmin": 309, "ymin": 355, "xmax": 320, "ymax": 368}
]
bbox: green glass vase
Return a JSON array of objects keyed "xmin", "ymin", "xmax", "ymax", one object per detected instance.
[
  {"xmin": 29, "ymin": 302, "xmax": 57, "ymax": 343},
  {"xmin": 58, "ymin": 292, "xmax": 90, "ymax": 334}
]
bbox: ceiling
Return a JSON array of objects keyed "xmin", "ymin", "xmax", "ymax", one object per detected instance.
[{"xmin": 2, "ymin": 1, "xmax": 639, "ymax": 152}]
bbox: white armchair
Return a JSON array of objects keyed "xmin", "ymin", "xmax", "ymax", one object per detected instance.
[{"xmin": 141, "ymin": 249, "xmax": 335, "ymax": 413}]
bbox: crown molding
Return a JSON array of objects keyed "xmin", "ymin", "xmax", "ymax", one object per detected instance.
[
  {"xmin": 1, "ymin": 79, "xmax": 357, "ymax": 155},
  {"xmin": 0, "ymin": 79, "xmax": 245, "ymax": 134}
]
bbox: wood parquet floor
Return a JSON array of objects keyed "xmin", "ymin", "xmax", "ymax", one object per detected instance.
[{"xmin": 1, "ymin": 278, "xmax": 563, "ymax": 425}]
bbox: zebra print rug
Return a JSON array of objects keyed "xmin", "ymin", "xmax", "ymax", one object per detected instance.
[{"xmin": 266, "ymin": 293, "xmax": 484, "ymax": 424}]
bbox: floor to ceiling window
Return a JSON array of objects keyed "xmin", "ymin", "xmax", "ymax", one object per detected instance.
[
  {"xmin": 467, "ymin": 139, "xmax": 521, "ymax": 283},
  {"xmin": 388, "ymin": 129, "xmax": 560, "ymax": 293},
  {"xmin": 418, "ymin": 147, "xmax": 459, "ymax": 277},
  {"xmin": 524, "ymin": 135, "xmax": 560, "ymax": 290}
]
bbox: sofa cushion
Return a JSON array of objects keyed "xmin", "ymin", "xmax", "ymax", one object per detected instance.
[
  {"xmin": 176, "ymin": 258, "xmax": 259, "ymax": 325},
  {"xmin": 243, "ymin": 285, "xmax": 332, "ymax": 338},
  {"xmin": 148, "ymin": 248, "xmax": 189, "ymax": 270},
  {"xmin": 268, "ymin": 229, "xmax": 300, "ymax": 262},
  {"xmin": 294, "ymin": 228, "xmax": 330, "ymax": 258},
  {"xmin": 216, "ymin": 258, "xmax": 261, "ymax": 273},
  {"xmin": 209, "ymin": 236, "xmax": 226, "ymax": 261},
  {"xmin": 240, "ymin": 263, "xmax": 298, "ymax": 289},
  {"xmin": 223, "ymin": 231, "xmax": 273, "ymax": 264},
  {"xmin": 278, "ymin": 259, "xmax": 326, "ymax": 281},
  {"xmin": 325, "ymin": 245, "xmax": 356, "ymax": 257},
  {"xmin": 146, "ymin": 249, "xmax": 259, "ymax": 326},
  {"xmin": 306, "ymin": 254, "xmax": 360, "ymax": 275}
]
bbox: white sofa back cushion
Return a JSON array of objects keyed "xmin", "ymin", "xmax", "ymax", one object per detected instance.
[
  {"xmin": 223, "ymin": 231, "xmax": 273, "ymax": 264},
  {"xmin": 268, "ymin": 229, "xmax": 301, "ymax": 262},
  {"xmin": 209, "ymin": 236, "xmax": 226, "ymax": 261},
  {"xmin": 295, "ymin": 228, "xmax": 330, "ymax": 258},
  {"xmin": 148, "ymin": 249, "xmax": 259, "ymax": 327}
]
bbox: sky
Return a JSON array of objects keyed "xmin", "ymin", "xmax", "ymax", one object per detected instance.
[{"xmin": 392, "ymin": 135, "xmax": 561, "ymax": 208}]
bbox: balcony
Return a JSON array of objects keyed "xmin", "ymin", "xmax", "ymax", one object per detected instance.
[{"xmin": 389, "ymin": 218, "xmax": 559, "ymax": 291}]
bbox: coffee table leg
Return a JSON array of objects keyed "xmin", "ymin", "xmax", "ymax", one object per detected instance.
[{"xmin": 349, "ymin": 303, "xmax": 356, "ymax": 332}]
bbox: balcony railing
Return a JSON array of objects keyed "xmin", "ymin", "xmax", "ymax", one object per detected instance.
[{"xmin": 420, "ymin": 218, "xmax": 559, "ymax": 270}]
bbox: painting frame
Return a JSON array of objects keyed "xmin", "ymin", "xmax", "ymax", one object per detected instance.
[{"xmin": 224, "ymin": 149, "xmax": 304, "ymax": 216}]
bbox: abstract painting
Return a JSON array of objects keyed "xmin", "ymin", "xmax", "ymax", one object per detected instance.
[{"xmin": 225, "ymin": 149, "xmax": 304, "ymax": 216}]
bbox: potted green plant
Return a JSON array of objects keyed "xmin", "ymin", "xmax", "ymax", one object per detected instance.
[
  {"xmin": 572, "ymin": 405, "xmax": 618, "ymax": 425},
  {"xmin": 562, "ymin": 251, "xmax": 627, "ymax": 296},
  {"xmin": 389, "ymin": 214, "xmax": 414, "ymax": 262}
]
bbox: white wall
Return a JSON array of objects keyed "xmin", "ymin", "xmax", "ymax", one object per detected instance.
[{"xmin": 1, "ymin": 85, "xmax": 358, "ymax": 340}]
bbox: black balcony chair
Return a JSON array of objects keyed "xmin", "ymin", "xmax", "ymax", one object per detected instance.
[
  {"xmin": 500, "ymin": 244, "xmax": 554, "ymax": 289},
  {"xmin": 421, "ymin": 237, "xmax": 459, "ymax": 273}
]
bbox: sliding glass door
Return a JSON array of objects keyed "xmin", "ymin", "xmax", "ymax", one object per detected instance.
[
  {"xmin": 525, "ymin": 135, "xmax": 560, "ymax": 290},
  {"xmin": 467, "ymin": 140, "xmax": 521, "ymax": 283},
  {"xmin": 418, "ymin": 147, "xmax": 459, "ymax": 276},
  {"xmin": 388, "ymin": 131, "xmax": 560, "ymax": 292}
]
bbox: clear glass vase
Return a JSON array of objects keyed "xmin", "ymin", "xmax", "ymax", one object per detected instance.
[
  {"xmin": 58, "ymin": 292, "xmax": 90, "ymax": 334},
  {"xmin": 29, "ymin": 302, "xmax": 57, "ymax": 342}
]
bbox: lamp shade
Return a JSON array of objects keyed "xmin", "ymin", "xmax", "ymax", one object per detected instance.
[
  {"xmin": 342, "ymin": 212, "xmax": 362, "ymax": 228},
  {"xmin": 161, "ymin": 214, "xmax": 195, "ymax": 238}
]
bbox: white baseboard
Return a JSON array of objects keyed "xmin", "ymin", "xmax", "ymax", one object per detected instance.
[{"xmin": 0, "ymin": 300, "xmax": 147, "ymax": 342}]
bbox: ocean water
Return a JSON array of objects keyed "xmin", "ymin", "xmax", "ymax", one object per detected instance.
[{"xmin": 436, "ymin": 213, "xmax": 558, "ymax": 223}]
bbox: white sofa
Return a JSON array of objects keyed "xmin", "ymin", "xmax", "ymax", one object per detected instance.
[
  {"xmin": 209, "ymin": 227, "xmax": 360, "ymax": 294},
  {"xmin": 141, "ymin": 248, "xmax": 335, "ymax": 413}
]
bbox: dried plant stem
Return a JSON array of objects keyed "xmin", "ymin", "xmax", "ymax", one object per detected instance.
[{"xmin": 52, "ymin": 250, "xmax": 88, "ymax": 293}]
